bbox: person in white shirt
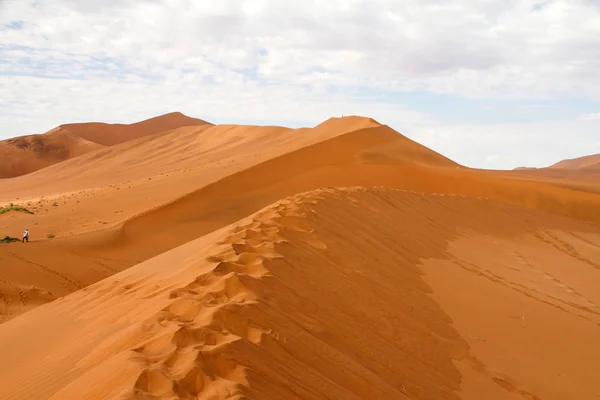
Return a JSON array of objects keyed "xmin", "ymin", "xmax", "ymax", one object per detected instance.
[{"xmin": 22, "ymin": 228, "xmax": 30, "ymax": 243}]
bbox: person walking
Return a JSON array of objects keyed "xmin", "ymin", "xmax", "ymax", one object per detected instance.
[{"xmin": 22, "ymin": 228, "xmax": 30, "ymax": 243}]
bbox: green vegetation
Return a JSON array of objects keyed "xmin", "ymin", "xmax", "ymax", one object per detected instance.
[
  {"xmin": 46, "ymin": 233, "xmax": 55, "ymax": 239},
  {"xmin": 0, "ymin": 236, "xmax": 20, "ymax": 244},
  {"xmin": 0, "ymin": 203, "xmax": 34, "ymax": 215}
]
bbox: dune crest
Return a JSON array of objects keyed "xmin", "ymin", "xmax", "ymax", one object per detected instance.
[
  {"xmin": 0, "ymin": 187, "xmax": 599, "ymax": 399},
  {"xmin": 4, "ymin": 118, "xmax": 600, "ymax": 325},
  {"xmin": 0, "ymin": 129, "xmax": 104, "ymax": 178},
  {"xmin": 60, "ymin": 111, "xmax": 212, "ymax": 146},
  {"xmin": 550, "ymin": 153, "xmax": 600, "ymax": 170},
  {"xmin": 0, "ymin": 112, "xmax": 211, "ymax": 178}
]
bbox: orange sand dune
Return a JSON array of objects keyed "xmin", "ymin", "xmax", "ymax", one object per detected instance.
[
  {"xmin": 3, "ymin": 118, "xmax": 600, "ymax": 323},
  {"xmin": 0, "ymin": 112, "xmax": 211, "ymax": 178},
  {"xmin": 0, "ymin": 116, "xmax": 383, "ymax": 239},
  {"xmin": 0, "ymin": 116, "xmax": 383, "ymax": 320},
  {"xmin": 511, "ymin": 152, "xmax": 600, "ymax": 192},
  {"xmin": 0, "ymin": 129, "xmax": 104, "ymax": 178},
  {"xmin": 115, "ymin": 124, "xmax": 600, "ymax": 260},
  {"xmin": 550, "ymin": 153, "xmax": 600, "ymax": 170},
  {"xmin": 515, "ymin": 153, "xmax": 600, "ymax": 172},
  {"xmin": 0, "ymin": 187, "xmax": 599, "ymax": 399},
  {"xmin": 0, "ymin": 115, "xmax": 379, "ymax": 200},
  {"xmin": 60, "ymin": 111, "xmax": 212, "ymax": 146}
]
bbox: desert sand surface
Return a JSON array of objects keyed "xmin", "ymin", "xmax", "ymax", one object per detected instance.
[
  {"xmin": 3, "ymin": 116, "xmax": 600, "ymax": 322},
  {"xmin": 58, "ymin": 111, "xmax": 212, "ymax": 146},
  {"xmin": 0, "ymin": 187, "xmax": 599, "ymax": 399},
  {"xmin": 0, "ymin": 112, "xmax": 210, "ymax": 178},
  {"xmin": 0, "ymin": 128, "xmax": 104, "ymax": 178},
  {"xmin": 511, "ymin": 153, "xmax": 600, "ymax": 193},
  {"xmin": 0, "ymin": 116, "xmax": 385, "ymax": 321},
  {"xmin": 550, "ymin": 153, "xmax": 600, "ymax": 170},
  {"xmin": 1, "ymin": 114, "xmax": 600, "ymax": 399}
]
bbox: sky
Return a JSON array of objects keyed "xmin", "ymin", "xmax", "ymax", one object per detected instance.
[{"xmin": 1, "ymin": 0, "xmax": 600, "ymax": 170}]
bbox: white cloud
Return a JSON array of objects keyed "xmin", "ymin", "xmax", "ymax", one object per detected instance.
[
  {"xmin": 1, "ymin": 0, "xmax": 600, "ymax": 169},
  {"xmin": 581, "ymin": 113, "xmax": 600, "ymax": 121},
  {"xmin": 2, "ymin": 0, "xmax": 600, "ymax": 97}
]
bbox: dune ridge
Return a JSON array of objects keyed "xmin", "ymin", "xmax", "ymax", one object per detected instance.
[
  {"xmin": 0, "ymin": 115, "xmax": 381, "ymax": 201},
  {"xmin": 59, "ymin": 111, "xmax": 212, "ymax": 146},
  {"xmin": 3, "ymin": 118, "xmax": 600, "ymax": 324},
  {"xmin": 0, "ymin": 129, "xmax": 105, "ymax": 178},
  {"xmin": 0, "ymin": 116, "xmax": 387, "ymax": 321},
  {"xmin": 511, "ymin": 152, "xmax": 600, "ymax": 191},
  {"xmin": 550, "ymin": 153, "xmax": 600, "ymax": 170},
  {"xmin": 0, "ymin": 112, "xmax": 211, "ymax": 178},
  {"xmin": 0, "ymin": 186, "xmax": 599, "ymax": 399}
]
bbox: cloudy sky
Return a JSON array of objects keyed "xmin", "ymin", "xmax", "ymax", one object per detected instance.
[{"xmin": 1, "ymin": 0, "xmax": 599, "ymax": 169}]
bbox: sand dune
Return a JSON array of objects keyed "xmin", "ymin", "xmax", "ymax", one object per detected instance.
[
  {"xmin": 550, "ymin": 153, "xmax": 600, "ymax": 170},
  {"xmin": 0, "ymin": 112, "xmax": 210, "ymax": 178},
  {"xmin": 516, "ymin": 153, "xmax": 600, "ymax": 171},
  {"xmin": 0, "ymin": 187, "xmax": 599, "ymax": 399},
  {"xmin": 0, "ymin": 116, "xmax": 379, "ymax": 200},
  {"xmin": 59, "ymin": 111, "xmax": 212, "ymax": 146},
  {"xmin": 511, "ymin": 153, "xmax": 600, "ymax": 192},
  {"xmin": 3, "ymin": 117, "xmax": 600, "ymax": 323},
  {"xmin": 0, "ymin": 116, "xmax": 383, "ymax": 320},
  {"xmin": 1, "ymin": 112, "xmax": 600, "ymax": 399},
  {"xmin": 0, "ymin": 129, "xmax": 104, "ymax": 178},
  {"xmin": 0, "ymin": 116, "xmax": 383, "ymax": 244}
]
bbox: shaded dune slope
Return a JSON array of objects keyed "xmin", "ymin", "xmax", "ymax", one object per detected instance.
[{"xmin": 0, "ymin": 187, "xmax": 598, "ymax": 399}]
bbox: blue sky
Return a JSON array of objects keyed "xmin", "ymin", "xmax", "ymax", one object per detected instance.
[{"xmin": 1, "ymin": 0, "xmax": 600, "ymax": 169}]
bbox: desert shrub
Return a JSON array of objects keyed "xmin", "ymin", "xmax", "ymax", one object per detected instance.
[
  {"xmin": 0, "ymin": 236, "xmax": 20, "ymax": 244},
  {"xmin": 0, "ymin": 204, "xmax": 34, "ymax": 215}
]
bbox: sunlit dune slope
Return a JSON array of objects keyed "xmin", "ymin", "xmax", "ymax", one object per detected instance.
[
  {"xmin": 115, "ymin": 124, "xmax": 600, "ymax": 263},
  {"xmin": 515, "ymin": 153, "xmax": 600, "ymax": 172},
  {"xmin": 0, "ymin": 115, "xmax": 380, "ymax": 200},
  {"xmin": 510, "ymin": 153, "xmax": 600, "ymax": 192},
  {"xmin": 60, "ymin": 111, "xmax": 212, "ymax": 146},
  {"xmin": 550, "ymin": 153, "xmax": 600, "ymax": 170},
  {"xmin": 3, "ymin": 118, "xmax": 600, "ymax": 324},
  {"xmin": 0, "ymin": 129, "xmax": 104, "ymax": 178},
  {"xmin": 0, "ymin": 112, "xmax": 211, "ymax": 178},
  {"xmin": 0, "ymin": 117, "xmax": 384, "ymax": 321},
  {"xmin": 0, "ymin": 187, "xmax": 598, "ymax": 399}
]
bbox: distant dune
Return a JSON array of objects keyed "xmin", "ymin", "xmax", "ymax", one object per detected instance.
[
  {"xmin": 513, "ymin": 166, "xmax": 536, "ymax": 171},
  {"xmin": 549, "ymin": 153, "xmax": 600, "ymax": 170},
  {"xmin": 60, "ymin": 111, "xmax": 212, "ymax": 146},
  {"xmin": 514, "ymin": 152, "xmax": 600, "ymax": 172},
  {"xmin": 0, "ymin": 112, "xmax": 211, "ymax": 178},
  {"xmin": 0, "ymin": 129, "xmax": 104, "ymax": 178},
  {"xmin": 512, "ymin": 153, "xmax": 600, "ymax": 190}
]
